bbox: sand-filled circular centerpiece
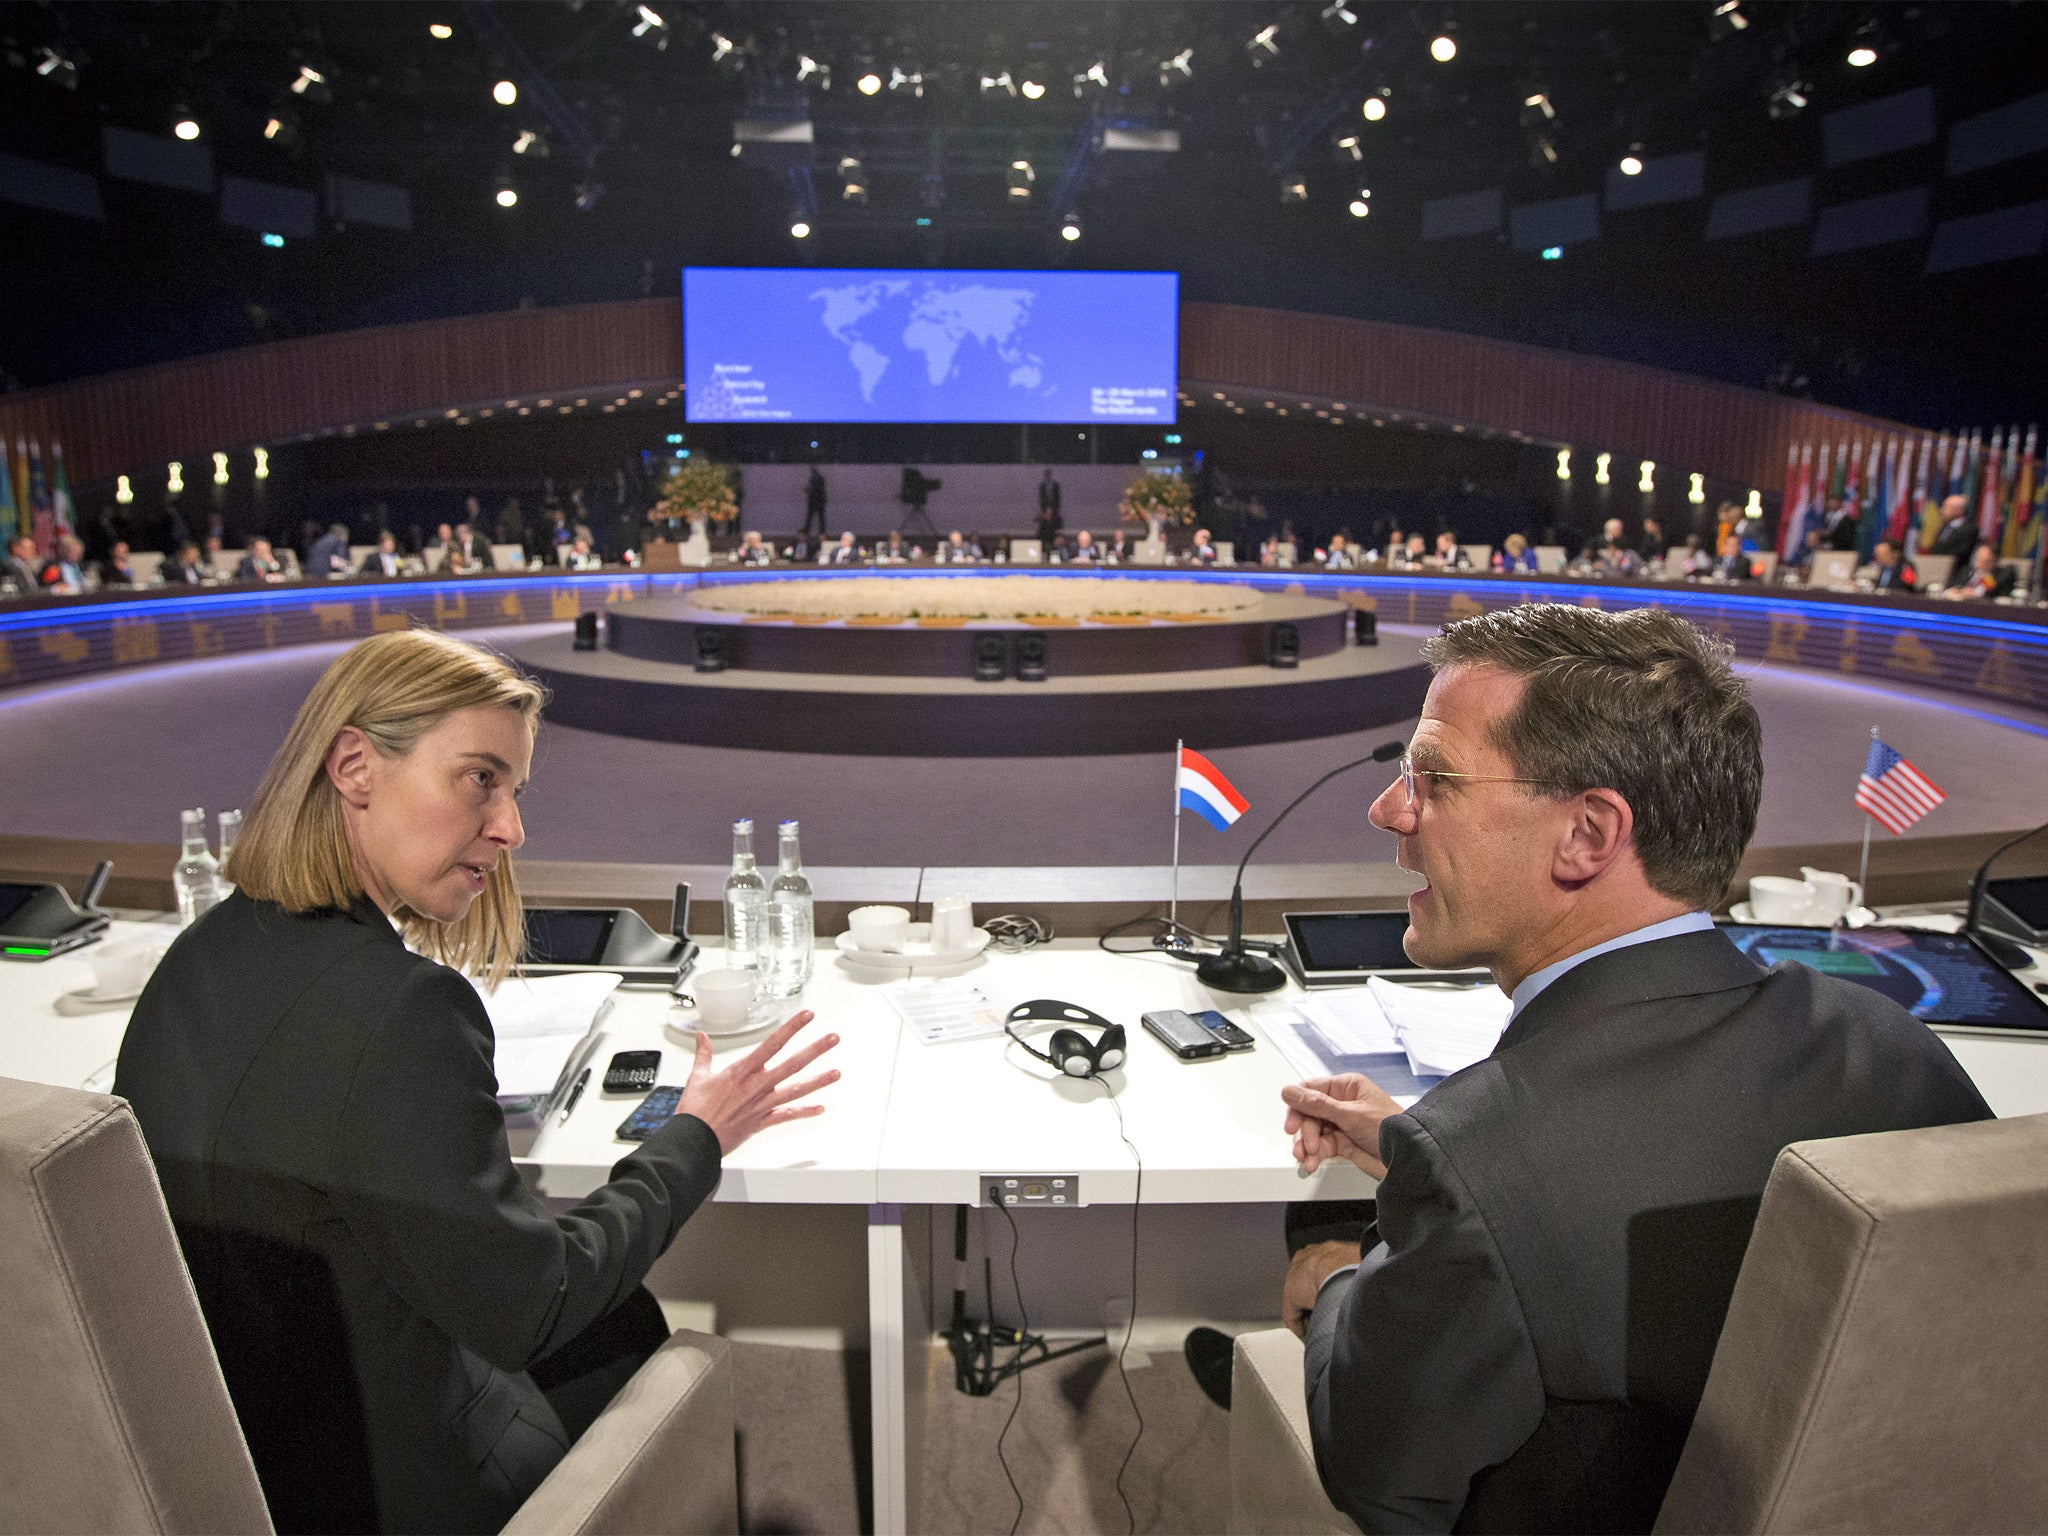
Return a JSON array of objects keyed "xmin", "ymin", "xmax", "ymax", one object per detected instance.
[{"xmin": 688, "ymin": 574, "xmax": 1261, "ymax": 623}]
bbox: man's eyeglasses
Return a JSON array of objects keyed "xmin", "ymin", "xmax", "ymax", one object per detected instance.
[{"xmin": 1400, "ymin": 754, "xmax": 1563, "ymax": 807}]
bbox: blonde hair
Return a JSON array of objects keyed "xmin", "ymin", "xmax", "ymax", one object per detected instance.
[{"xmin": 228, "ymin": 628, "xmax": 546, "ymax": 987}]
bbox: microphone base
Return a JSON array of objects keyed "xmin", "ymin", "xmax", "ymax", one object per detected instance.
[
  {"xmin": 1968, "ymin": 927, "xmax": 2037, "ymax": 971},
  {"xmin": 1194, "ymin": 949, "xmax": 1289, "ymax": 994}
]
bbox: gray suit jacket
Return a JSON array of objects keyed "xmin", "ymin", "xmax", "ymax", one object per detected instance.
[
  {"xmin": 116, "ymin": 892, "xmax": 722, "ymax": 1534},
  {"xmin": 1305, "ymin": 927, "xmax": 1991, "ymax": 1534}
]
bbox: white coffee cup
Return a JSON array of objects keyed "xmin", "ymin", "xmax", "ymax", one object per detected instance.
[
  {"xmin": 848, "ymin": 905, "xmax": 911, "ymax": 953},
  {"xmin": 1748, "ymin": 875, "xmax": 1818, "ymax": 924},
  {"xmin": 929, "ymin": 895, "xmax": 974, "ymax": 952},
  {"xmin": 692, "ymin": 968, "xmax": 756, "ymax": 1028},
  {"xmin": 88, "ymin": 940, "xmax": 159, "ymax": 998},
  {"xmin": 1800, "ymin": 868, "xmax": 1864, "ymax": 922}
]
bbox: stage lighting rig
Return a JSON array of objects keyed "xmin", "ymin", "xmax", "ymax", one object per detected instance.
[
  {"xmin": 1520, "ymin": 91, "xmax": 1555, "ymax": 127},
  {"xmin": 709, "ymin": 32, "xmax": 750, "ymax": 73},
  {"xmin": 1363, "ymin": 93, "xmax": 1388, "ymax": 121},
  {"xmin": 1334, "ymin": 133, "xmax": 1363, "ymax": 162},
  {"xmin": 1528, "ymin": 133, "xmax": 1558, "ymax": 168},
  {"xmin": 512, "ymin": 128, "xmax": 548, "ymax": 157},
  {"xmin": 1618, "ymin": 149, "xmax": 1643, "ymax": 175},
  {"xmin": 632, "ymin": 6, "xmax": 669, "ymax": 49},
  {"xmin": 1320, "ymin": 3, "xmax": 1360, "ymax": 34},
  {"xmin": 429, "ymin": 22, "xmax": 454, "ymax": 41},
  {"xmin": 979, "ymin": 69, "xmax": 1016, "ymax": 96},
  {"xmin": 1247, "ymin": 24, "xmax": 1281, "ymax": 66},
  {"xmin": 837, "ymin": 156, "xmax": 868, "ymax": 203},
  {"xmin": 1059, "ymin": 212, "xmax": 1081, "ymax": 241},
  {"xmin": 173, "ymin": 116, "xmax": 201, "ymax": 141},
  {"xmin": 1020, "ymin": 77, "xmax": 1046, "ymax": 99},
  {"xmin": 494, "ymin": 177, "xmax": 518, "ymax": 208},
  {"xmin": 1159, "ymin": 47, "xmax": 1195, "ymax": 87},
  {"xmin": 1347, "ymin": 189, "xmax": 1371, "ymax": 217},
  {"xmin": 492, "ymin": 79, "xmax": 518, "ymax": 106},
  {"xmin": 1430, "ymin": 34, "xmax": 1457, "ymax": 63},
  {"xmin": 1707, "ymin": 2, "xmax": 1749, "ymax": 42},
  {"xmin": 1280, "ymin": 175, "xmax": 1307, "ymax": 203},
  {"xmin": 1006, "ymin": 159, "xmax": 1035, "ymax": 200},
  {"xmin": 290, "ymin": 64, "xmax": 331, "ymax": 103},
  {"xmin": 1072, "ymin": 60, "xmax": 1109, "ymax": 97},
  {"xmin": 1767, "ymin": 77, "xmax": 1810, "ymax": 119},
  {"xmin": 263, "ymin": 110, "xmax": 301, "ymax": 150},
  {"xmin": 889, "ymin": 65, "xmax": 925, "ymax": 98},
  {"xmin": 796, "ymin": 54, "xmax": 830, "ymax": 88},
  {"xmin": 34, "ymin": 47, "xmax": 79, "ymax": 90},
  {"xmin": 574, "ymin": 181, "xmax": 604, "ymax": 211},
  {"xmin": 789, "ymin": 218, "xmax": 811, "ymax": 239}
]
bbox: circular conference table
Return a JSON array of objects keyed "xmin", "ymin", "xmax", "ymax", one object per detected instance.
[{"xmin": 3, "ymin": 563, "xmax": 2045, "ymax": 720}]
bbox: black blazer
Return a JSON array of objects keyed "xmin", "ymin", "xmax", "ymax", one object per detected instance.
[
  {"xmin": 1305, "ymin": 928, "xmax": 1990, "ymax": 1534},
  {"xmin": 114, "ymin": 892, "xmax": 722, "ymax": 1534}
]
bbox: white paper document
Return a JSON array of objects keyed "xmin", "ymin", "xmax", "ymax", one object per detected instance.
[
  {"xmin": 477, "ymin": 972, "xmax": 621, "ymax": 1098},
  {"xmin": 885, "ymin": 977, "xmax": 1006, "ymax": 1044},
  {"xmin": 1366, "ymin": 977, "xmax": 1510, "ymax": 1078},
  {"xmin": 1296, "ymin": 988, "xmax": 1401, "ymax": 1056}
]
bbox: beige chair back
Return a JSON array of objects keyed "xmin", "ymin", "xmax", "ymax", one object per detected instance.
[
  {"xmin": 1009, "ymin": 538, "xmax": 1043, "ymax": 563},
  {"xmin": 1916, "ymin": 552, "xmax": 1954, "ymax": 590},
  {"xmin": 1460, "ymin": 543, "xmax": 1492, "ymax": 569},
  {"xmin": 130, "ymin": 551, "xmax": 165, "ymax": 585},
  {"xmin": 0, "ymin": 1076, "xmax": 272, "ymax": 1534},
  {"xmin": 1657, "ymin": 1113, "xmax": 2048, "ymax": 1534},
  {"xmin": 492, "ymin": 542, "xmax": 527, "ymax": 570},
  {"xmin": 212, "ymin": 548, "xmax": 245, "ymax": 577},
  {"xmin": 1213, "ymin": 540, "xmax": 1235, "ymax": 564},
  {"xmin": 1535, "ymin": 544, "xmax": 1567, "ymax": 572},
  {"xmin": 423, "ymin": 545, "xmax": 446, "ymax": 573}
]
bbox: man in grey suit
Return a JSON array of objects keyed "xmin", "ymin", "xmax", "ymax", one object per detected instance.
[{"xmin": 1274, "ymin": 604, "xmax": 1990, "ymax": 1533}]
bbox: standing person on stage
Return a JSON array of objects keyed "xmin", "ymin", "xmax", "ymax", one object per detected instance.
[
  {"xmin": 308, "ymin": 523, "xmax": 352, "ymax": 577},
  {"xmin": 1929, "ymin": 494, "xmax": 1977, "ymax": 561},
  {"xmin": 802, "ymin": 465, "xmax": 829, "ymax": 547},
  {"xmin": 1209, "ymin": 605, "xmax": 1989, "ymax": 1534},
  {"xmin": 114, "ymin": 629, "xmax": 839, "ymax": 1535},
  {"xmin": 1035, "ymin": 468, "xmax": 1062, "ymax": 546}
]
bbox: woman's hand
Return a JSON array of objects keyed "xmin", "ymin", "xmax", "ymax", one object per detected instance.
[
  {"xmin": 1280, "ymin": 1073, "xmax": 1402, "ymax": 1179},
  {"xmin": 678, "ymin": 1011, "xmax": 840, "ymax": 1154}
]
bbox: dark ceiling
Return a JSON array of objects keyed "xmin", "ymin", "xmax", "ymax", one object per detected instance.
[{"xmin": 2, "ymin": 1, "xmax": 2044, "ymax": 428}]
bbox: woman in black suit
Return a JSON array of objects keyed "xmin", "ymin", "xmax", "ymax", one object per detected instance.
[{"xmin": 115, "ymin": 629, "xmax": 838, "ymax": 1534}]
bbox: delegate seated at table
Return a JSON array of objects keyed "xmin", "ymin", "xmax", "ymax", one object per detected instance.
[
  {"xmin": 1247, "ymin": 605, "xmax": 1988, "ymax": 1533},
  {"xmin": 114, "ymin": 629, "xmax": 838, "ymax": 1534}
]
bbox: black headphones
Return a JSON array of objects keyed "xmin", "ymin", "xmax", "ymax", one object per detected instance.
[{"xmin": 1003, "ymin": 999, "xmax": 1127, "ymax": 1079}]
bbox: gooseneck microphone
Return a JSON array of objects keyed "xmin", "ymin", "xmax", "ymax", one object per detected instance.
[
  {"xmin": 1964, "ymin": 817, "xmax": 2048, "ymax": 971},
  {"xmin": 1195, "ymin": 739, "xmax": 1407, "ymax": 994}
]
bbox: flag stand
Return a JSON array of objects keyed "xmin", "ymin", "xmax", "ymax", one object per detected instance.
[
  {"xmin": 1170, "ymin": 737, "xmax": 1184, "ymax": 932},
  {"xmin": 1855, "ymin": 726, "xmax": 1878, "ymax": 904}
]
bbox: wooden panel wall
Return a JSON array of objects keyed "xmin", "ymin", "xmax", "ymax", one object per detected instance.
[{"xmin": 0, "ymin": 298, "xmax": 1913, "ymax": 493}]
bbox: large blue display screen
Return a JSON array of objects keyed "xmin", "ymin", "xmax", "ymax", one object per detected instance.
[{"xmin": 683, "ymin": 267, "xmax": 1178, "ymax": 424}]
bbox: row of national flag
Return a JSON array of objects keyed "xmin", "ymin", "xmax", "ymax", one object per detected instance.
[
  {"xmin": 0, "ymin": 437, "xmax": 76, "ymax": 557},
  {"xmin": 1776, "ymin": 425, "xmax": 2043, "ymax": 567}
]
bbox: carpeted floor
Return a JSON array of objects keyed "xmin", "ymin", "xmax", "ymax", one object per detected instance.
[{"xmin": 3, "ymin": 622, "xmax": 2044, "ymax": 864}]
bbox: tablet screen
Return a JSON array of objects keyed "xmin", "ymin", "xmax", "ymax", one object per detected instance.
[
  {"xmin": 1288, "ymin": 911, "xmax": 1420, "ymax": 973},
  {"xmin": 1718, "ymin": 923, "xmax": 2048, "ymax": 1032}
]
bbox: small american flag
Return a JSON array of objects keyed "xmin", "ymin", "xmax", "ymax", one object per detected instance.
[{"xmin": 1855, "ymin": 737, "xmax": 1946, "ymax": 835}]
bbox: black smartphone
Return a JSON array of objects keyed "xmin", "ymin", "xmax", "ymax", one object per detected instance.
[
  {"xmin": 616, "ymin": 1085, "xmax": 683, "ymax": 1141},
  {"xmin": 1140, "ymin": 1009, "xmax": 1229, "ymax": 1060},
  {"xmin": 1194, "ymin": 1009, "xmax": 1257, "ymax": 1052},
  {"xmin": 603, "ymin": 1050, "xmax": 662, "ymax": 1095}
]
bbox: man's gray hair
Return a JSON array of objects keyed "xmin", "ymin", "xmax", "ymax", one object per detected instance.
[{"xmin": 1421, "ymin": 603, "xmax": 1762, "ymax": 908}]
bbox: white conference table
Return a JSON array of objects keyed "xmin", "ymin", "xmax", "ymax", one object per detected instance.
[{"xmin": 7, "ymin": 915, "xmax": 2046, "ymax": 1534}]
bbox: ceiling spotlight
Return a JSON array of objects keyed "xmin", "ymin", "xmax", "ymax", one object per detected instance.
[
  {"xmin": 1847, "ymin": 44, "xmax": 1877, "ymax": 67},
  {"xmin": 1768, "ymin": 79, "xmax": 1811, "ymax": 119},
  {"xmin": 492, "ymin": 79, "xmax": 518, "ymax": 106},
  {"xmin": 1639, "ymin": 460, "xmax": 1656, "ymax": 494},
  {"xmin": 888, "ymin": 66, "xmax": 925, "ymax": 97},
  {"xmin": 1689, "ymin": 472, "xmax": 1707, "ymax": 504},
  {"xmin": 1247, "ymin": 24, "xmax": 1281, "ymax": 64},
  {"xmin": 1556, "ymin": 448, "xmax": 1571, "ymax": 480},
  {"xmin": 167, "ymin": 461, "xmax": 184, "ymax": 495},
  {"xmin": 1320, "ymin": 3, "xmax": 1360, "ymax": 32},
  {"xmin": 512, "ymin": 129, "xmax": 547, "ymax": 156},
  {"xmin": 790, "ymin": 219, "xmax": 811, "ymax": 239},
  {"xmin": 1430, "ymin": 34, "xmax": 1457, "ymax": 63},
  {"xmin": 116, "ymin": 475, "xmax": 133, "ymax": 504},
  {"xmin": 857, "ymin": 72, "xmax": 882, "ymax": 95},
  {"xmin": 1707, "ymin": 2, "xmax": 1748, "ymax": 41},
  {"xmin": 1280, "ymin": 175, "xmax": 1308, "ymax": 203},
  {"xmin": 290, "ymin": 64, "xmax": 328, "ymax": 98},
  {"xmin": 709, "ymin": 32, "xmax": 746, "ymax": 71},
  {"xmin": 1362, "ymin": 94, "xmax": 1388, "ymax": 121},
  {"xmin": 1007, "ymin": 159, "xmax": 1036, "ymax": 200},
  {"xmin": 1521, "ymin": 91, "xmax": 1556, "ymax": 126},
  {"xmin": 1619, "ymin": 154, "xmax": 1643, "ymax": 176},
  {"xmin": 1159, "ymin": 47, "xmax": 1195, "ymax": 86},
  {"xmin": 429, "ymin": 22, "xmax": 454, "ymax": 40},
  {"xmin": 574, "ymin": 180, "xmax": 605, "ymax": 212},
  {"xmin": 980, "ymin": 70, "xmax": 1016, "ymax": 96},
  {"xmin": 1594, "ymin": 452, "xmax": 1611, "ymax": 486},
  {"xmin": 1073, "ymin": 60, "xmax": 1109, "ymax": 96},
  {"xmin": 1059, "ymin": 213, "xmax": 1081, "ymax": 242},
  {"xmin": 212, "ymin": 452, "xmax": 230, "ymax": 486},
  {"xmin": 1541, "ymin": 244, "xmax": 1563, "ymax": 259},
  {"xmin": 173, "ymin": 117, "xmax": 201, "ymax": 141},
  {"xmin": 796, "ymin": 53, "xmax": 829, "ymax": 86},
  {"xmin": 263, "ymin": 111, "xmax": 300, "ymax": 149},
  {"xmin": 1019, "ymin": 78, "xmax": 1046, "ymax": 100},
  {"xmin": 34, "ymin": 47, "xmax": 79, "ymax": 89},
  {"xmin": 1334, "ymin": 133, "xmax": 1363, "ymax": 162},
  {"xmin": 494, "ymin": 178, "xmax": 518, "ymax": 208},
  {"xmin": 1347, "ymin": 196, "xmax": 1370, "ymax": 217}
]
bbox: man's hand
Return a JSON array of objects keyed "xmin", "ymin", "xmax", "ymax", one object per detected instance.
[
  {"xmin": 678, "ymin": 1011, "xmax": 840, "ymax": 1155},
  {"xmin": 1280, "ymin": 1073, "xmax": 1403, "ymax": 1179},
  {"xmin": 1282, "ymin": 1240, "xmax": 1362, "ymax": 1339}
]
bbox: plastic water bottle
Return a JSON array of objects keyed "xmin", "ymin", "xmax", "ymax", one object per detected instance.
[
  {"xmin": 766, "ymin": 819, "xmax": 815, "ymax": 998},
  {"xmin": 212, "ymin": 808, "xmax": 243, "ymax": 903},
  {"xmin": 173, "ymin": 808, "xmax": 222, "ymax": 927},
  {"xmin": 722, "ymin": 818, "xmax": 768, "ymax": 973}
]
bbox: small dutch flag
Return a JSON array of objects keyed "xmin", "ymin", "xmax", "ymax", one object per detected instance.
[{"xmin": 1175, "ymin": 747, "xmax": 1250, "ymax": 832}]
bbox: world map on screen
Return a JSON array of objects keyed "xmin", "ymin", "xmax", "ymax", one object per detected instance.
[{"xmin": 810, "ymin": 280, "xmax": 1048, "ymax": 404}]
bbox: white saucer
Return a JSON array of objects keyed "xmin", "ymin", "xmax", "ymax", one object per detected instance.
[
  {"xmin": 54, "ymin": 984, "xmax": 145, "ymax": 1016},
  {"xmin": 1729, "ymin": 902, "xmax": 1877, "ymax": 929},
  {"xmin": 835, "ymin": 924, "xmax": 990, "ymax": 978}
]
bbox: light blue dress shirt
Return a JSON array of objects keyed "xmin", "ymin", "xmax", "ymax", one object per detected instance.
[{"xmin": 1506, "ymin": 910, "xmax": 1715, "ymax": 1023}]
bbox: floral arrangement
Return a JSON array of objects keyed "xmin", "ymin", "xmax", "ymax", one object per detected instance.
[
  {"xmin": 1118, "ymin": 469, "xmax": 1196, "ymax": 527},
  {"xmin": 656, "ymin": 460, "xmax": 739, "ymax": 525}
]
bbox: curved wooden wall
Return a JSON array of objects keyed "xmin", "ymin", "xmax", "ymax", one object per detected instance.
[{"xmin": 0, "ymin": 299, "xmax": 1912, "ymax": 493}]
